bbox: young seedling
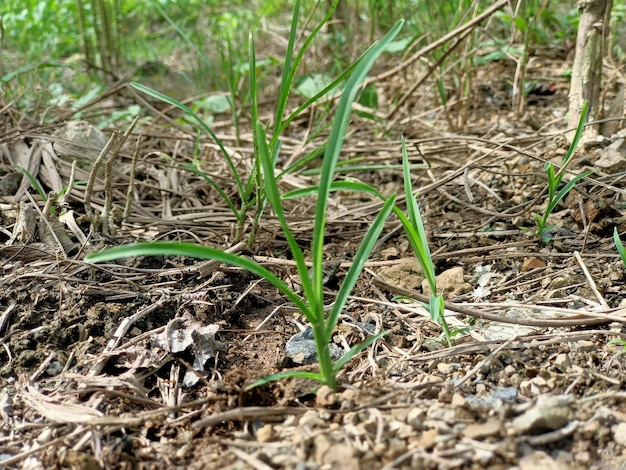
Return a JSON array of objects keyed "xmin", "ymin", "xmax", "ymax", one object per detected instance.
[
  {"xmin": 396, "ymin": 138, "xmax": 455, "ymax": 345},
  {"xmin": 282, "ymin": 138, "xmax": 463, "ymax": 346},
  {"xmin": 614, "ymin": 227, "xmax": 626, "ymax": 267},
  {"xmin": 86, "ymin": 20, "xmax": 404, "ymax": 392},
  {"xmin": 535, "ymin": 100, "xmax": 592, "ymax": 242}
]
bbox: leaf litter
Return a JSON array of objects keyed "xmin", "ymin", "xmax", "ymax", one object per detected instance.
[{"xmin": 1, "ymin": 48, "xmax": 626, "ymax": 470}]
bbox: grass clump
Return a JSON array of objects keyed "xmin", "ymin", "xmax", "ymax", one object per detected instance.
[
  {"xmin": 129, "ymin": 0, "xmax": 383, "ymax": 241},
  {"xmin": 282, "ymin": 138, "xmax": 461, "ymax": 345},
  {"xmin": 535, "ymin": 100, "xmax": 592, "ymax": 242},
  {"xmin": 85, "ymin": 18, "xmax": 404, "ymax": 392}
]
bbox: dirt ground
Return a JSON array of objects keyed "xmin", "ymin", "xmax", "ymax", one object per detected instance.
[{"xmin": 2, "ymin": 49, "xmax": 626, "ymax": 469}]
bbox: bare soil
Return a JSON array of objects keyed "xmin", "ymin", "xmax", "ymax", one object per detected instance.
[{"xmin": 2, "ymin": 53, "xmax": 626, "ymax": 470}]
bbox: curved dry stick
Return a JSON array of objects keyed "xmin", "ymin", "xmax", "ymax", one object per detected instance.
[{"xmin": 372, "ymin": 276, "xmax": 622, "ymax": 328}]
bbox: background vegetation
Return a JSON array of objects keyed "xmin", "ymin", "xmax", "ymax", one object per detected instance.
[{"xmin": 2, "ymin": 0, "xmax": 604, "ymax": 126}]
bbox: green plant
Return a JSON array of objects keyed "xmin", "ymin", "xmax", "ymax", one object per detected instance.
[
  {"xmin": 15, "ymin": 165, "xmax": 85, "ymax": 214},
  {"xmin": 396, "ymin": 138, "xmax": 457, "ymax": 344},
  {"xmin": 130, "ymin": 0, "xmax": 375, "ymax": 241},
  {"xmin": 535, "ymin": 100, "xmax": 592, "ymax": 242},
  {"xmin": 85, "ymin": 20, "xmax": 404, "ymax": 392},
  {"xmin": 281, "ymin": 138, "xmax": 461, "ymax": 345},
  {"xmin": 130, "ymin": 81, "xmax": 252, "ymax": 237},
  {"xmin": 614, "ymin": 227, "xmax": 626, "ymax": 267},
  {"xmin": 608, "ymin": 338, "xmax": 626, "ymax": 351},
  {"xmin": 15, "ymin": 166, "xmax": 46, "ymax": 201}
]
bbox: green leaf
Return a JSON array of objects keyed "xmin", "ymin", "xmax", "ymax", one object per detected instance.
[
  {"xmin": 282, "ymin": 180, "xmax": 385, "ymax": 200},
  {"xmin": 382, "ymin": 38, "xmax": 411, "ymax": 53},
  {"xmin": 85, "ymin": 242, "xmax": 310, "ymax": 315},
  {"xmin": 614, "ymin": 227, "xmax": 626, "ymax": 266},
  {"xmin": 326, "ymin": 194, "xmax": 396, "ymax": 339},
  {"xmin": 195, "ymin": 95, "xmax": 232, "ymax": 113},
  {"xmin": 294, "ymin": 74, "xmax": 336, "ymax": 100},
  {"xmin": 545, "ymin": 171, "xmax": 592, "ymax": 215},
  {"xmin": 608, "ymin": 338, "xmax": 626, "ymax": 351},
  {"xmin": 274, "ymin": 65, "xmax": 357, "ymax": 140},
  {"xmin": 130, "ymin": 82, "xmax": 244, "ymax": 201},
  {"xmin": 271, "ymin": 0, "xmax": 299, "ymax": 137},
  {"xmin": 255, "ymin": 122, "xmax": 316, "ymax": 313},
  {"xmin": 401, "ymin": 137, "xmax": 436, "ymax": 291},
  {"xmin": 563, "ymin": 100, "xmax": 589, "ymax": 166},
  {"xmin": 183, "ymin": 163, "xmax": 238, "ymax": 218},
  {"xmin": 15, "ymin": 166, "xmax": 46, "ymax": 201},
  {"xmin": 514, "ymin": 16, "xmax": 528, "ymax": 33},
  {"xmin": 312, "ymin": 19, "xmax": 404, "ymax": 307},
  {"xmin": 545, "ymin": 163, "xmax": 557, "ymax": 201}
]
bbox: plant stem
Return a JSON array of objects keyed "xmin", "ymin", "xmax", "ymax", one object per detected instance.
[{"xmin": 313, "ymin": 322, "xmax": 336, "ymax": 390}]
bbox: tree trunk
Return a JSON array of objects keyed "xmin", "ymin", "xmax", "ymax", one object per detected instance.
[{"xmin": 567, "ymin": 0, "xmax": 612, "ymax": 141}]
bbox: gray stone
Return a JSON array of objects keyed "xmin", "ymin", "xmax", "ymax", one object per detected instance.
[
  {"xmin": 595, "ymin": 138, "xmax": 626, "ymax": 173},
  {"xmin": 285, "ymin": 327, "xmax": 343, "ymax": 365}
]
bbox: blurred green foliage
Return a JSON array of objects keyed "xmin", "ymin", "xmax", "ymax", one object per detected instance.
[{"xmin": 1, "ymin": 0, "xmax": 623, "ymax": 121}]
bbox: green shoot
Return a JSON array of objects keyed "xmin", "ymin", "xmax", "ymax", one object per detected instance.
[
  {"xmin": 398, "ymin": 138, "xmax": 453, "ymax": 345},
  {"xmin": 86, "ymin": 20, "xmax": 405, "ymax": 392},
  {"xmin": 282, "ymin": 138, "xmax": 460, "ymax": 346},
  {"xmin": 14, "ymin": 166, "xmax": 85, "ymax": 215},
  {"xmin": 614, "ymin": 227, "xmax": 626, "ymax": 267},
  {"xmin": 608, "ymin": 338, "xmax": 626, "ymax": 351},
  {"xmin": 128, "ymin": 0, "xmax": 379, "ymax": 242},
  {"xmin": 535, "ymin": 100, "xmax": 592, "ymax": 242},
  {"xmin": 15, "ymin": 166, "xmax": 47, "ymax": 201},
  {"xmin": 129, "ymin": 82, "xmax": 247, "ymax": 228}
]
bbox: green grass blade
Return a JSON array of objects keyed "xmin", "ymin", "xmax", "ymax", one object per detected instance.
[
  {"xmin": 287, "ymin": 0, "xmax": 339, "ymax": 94},
  {"xmin": 407, "ymin": 202, "xmax": 435, "ymax": 284},
  {"xmin": 431, "ymin": 294, "xmax": 452, "ymax": 344},
  {"xmin": 130, "ymin": 82, "xmax": 244, "ymax": 198},
  {"xmin": 183, "ymin": 163, "xmax": 239, "ymax": 218},
  {"xmin": 395, "ymin": 210, "xmax": 433, "ymax": 274},
  {"xmin": 249, "ymin": 35, "xmax": 260, "ymax": 143},
  {"xmin": 401, "ymin": 138, "xmax": 436, "ymax": 291},
  {"xmin": 154, "ymin": 3, "xmax": 207, "ymax": 67},
  {"xmin": 271, "ymin": 0, "xmax": 300, "ymax": 143},
  {"xmin": 332, "ymin": 330, "xmax": 390, "ymax": 373},
  {"xmin": 279, "ymin": 144, "xmax": 327, "ymax": 177},
  {"xmin": 282, "ymin": 175, "xmax": 436, "ymax": 294},
  {"xmin": 563, "ymin": 100, "xmax": 589, "ymax": 165},
  {"xmin": 248, "ymin": 34, "xmax": 264, "ymax": 227},
  {"xmin": 300, "ymin": 162, "xmax": 419, "ymax": 176},
  {"xmin": 15, "ymin": 166, "xmax": 46, "ymax": 201},
  {"xmin": 535, "ymin": 215, "xmax": 546, "ymax": 232},
  {"xmin": 274, "ymin": 64, "xmax": 357, "ymax": 140},
  {"xmin": 255, "ymin": 122, "xmax": 316, "ymax": 312},
  {"xmin": 85, "ymin": 242, "xmax": 309, "ymax": 313},
  {"xmin": 614, "ymin": 227, "xmax": 626, "ymax": 266},
  {"xmin": 273, "ymin": 0, "xmax": 340, "ymax": 140},
  {"xmin": 326, "ymin": 194, "xmax": 396, "ymax": 339},
  {"xmin": 311, "ymin": 20, "xmax": 404, "ymax": 304},
  {"xmin": 545, "ymin": 162, "xmax": 557, "ymax": 201},
  {"xmin": 282, "ymin": 180, "xmax": 385, "ymax": 200},
  {"xmin": 270, "ymin": 0, "xmax": 348, "ymax": 154},
  {"xmin": 545, "ymin": 171, "xmax": 592, "ymax": 216},
  {"xmin": 402, "ymin": 137, "xmax": 419, "ymax": 228}
]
